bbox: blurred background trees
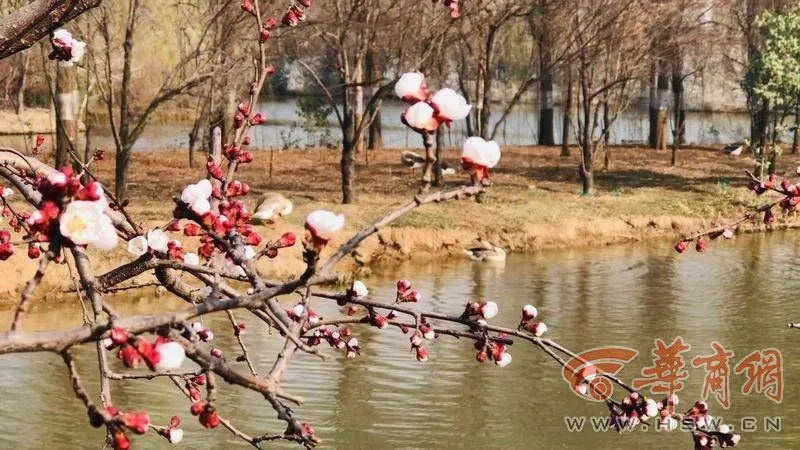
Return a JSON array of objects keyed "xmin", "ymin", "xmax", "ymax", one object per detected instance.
[{"xmin": 0, "ymin": 0, "xmax": 798, "ymax": 202}]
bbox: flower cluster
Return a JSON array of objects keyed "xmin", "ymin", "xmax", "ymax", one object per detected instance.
[
  {"xmin": 687, "ymin": 401, "xmax": 740, "ymax": 448},
  {"xmin": 287, "ymin": 303, "xmax": 321, "ymax": 325},
  {"xmin": 107, "ymin": 327, "xmax": 186, "ymax": 372},
  {"xmin": 21, "ymin": 168, "xmax": 118, "ymax": 254},
  {"xmin": 395, "ymin": 279, "xmax": 420, "ymax": 303},
  {"xmin": 518, "ymin": 304, "xmax": 547, "ymax": 337},
  {"xmin": 676, "ymin": 168, "xmax": 800, "ymax": 253},
  {"xmin": 49, "ymin": 29, "xmax": 86, "ymax": 66},
  {"xmin": 474, "ymin": 333, "xmax": 513, "ymax": 367},
  {"xmin": 395, "ymin": 71, "xmax": 471, "ymax": 133},
  {"xmin": 190, "ymin": 401, "xmax": 220, "ymax": 429},
  {"xmin": 156, "ymin": 416, "xmax": 184, "ymax": 444},
  {"xmin": 608, "ymin": 392, "xmax": 677, "ymax": 432},
  {"xmin": 306, "ymin": 325, "xmax": 360, "ymax": 358},
  {"xmin": 105, "ymin": 406, "xmax": 152, "ymax": 450},
  {"xmin": 464, "ymin": 300, "xmax": 499, "ymax": 323}
]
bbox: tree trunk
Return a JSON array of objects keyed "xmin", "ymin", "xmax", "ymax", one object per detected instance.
[
  {"xmin": 368, "ymin": 110, "xmax": 383, "ymax": 150},
  {"xmin": 434, "ymin": 127, "xmax": 444, "ymax": 187},
  {"xmin": 561, "ymin": 67, "xmax": 572, "ymax": 157},
  {"xmin": 602, "ymin": 99, "xmax": 610, "ymax": 171},
  {"xmin": 12, "ymin": 51, "xmax": 28, "ymax": 115},
  {"xmin": 54, "ymin": 62, "xmax": 78, "ymax": 168},
  {"xmin": 341, "ymin": 113, "xmax": 357, "ymax": 204},
  {"xmin": 83, "ymin": 122, "xmax": 92, "ymax": 181},
  {"xmin": 670, "ymin": 73, "xmax": 684, "ymax": 166},
  {"xmin": 792, "ymin": 109, "xmax": 799, "ymax": 155},
  {"xmin": 649, "ymin": 70, "xmax": 669, "ymax": 149},
  {"xmin": 354, "ymin": 62, "xmax": 364, "ymax": 155},
  {"xmin": 115, "ymin": 146, "xmax": 131, "ymax": 200},
  {"xmin": 366, "ymin": 50, "xmax": 382, "ymax": 150},
  {"xmin": 580, "ymin": 163, "xmax": 594, "ymax": 195},
  {"xmin": 753, "ymin": 101, "xmax": 770, "ymax": 178},
  {"xmin": 671, "ymin": 59, "xmax": 685, "ymax": 147},
  {"xmin": 537, "ymin": 18, "xmax": 554, "ymax": 146}
]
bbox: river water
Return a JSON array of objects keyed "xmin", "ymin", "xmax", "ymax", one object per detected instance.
[
  {"xmin": 1, "ymin": 231, "xmax": 799, "ymax": 449},
  {"xmin": 2, "ymin": 99, "xmax": 795, "ymax": 152}
]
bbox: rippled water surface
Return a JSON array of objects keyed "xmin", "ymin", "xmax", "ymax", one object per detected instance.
[{"xmin": 2, "ymin": 232, "xmax": 800, "ymax": 449}]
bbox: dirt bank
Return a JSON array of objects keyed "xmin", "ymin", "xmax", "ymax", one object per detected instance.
[{"xmin": 1, "ymin": 144, "xmax": 797, "ymax": 301}]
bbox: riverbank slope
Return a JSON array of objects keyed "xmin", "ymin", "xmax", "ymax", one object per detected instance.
[{"xmin": 1, "ymin": 145, "xmax": 797, "ymax": 299}]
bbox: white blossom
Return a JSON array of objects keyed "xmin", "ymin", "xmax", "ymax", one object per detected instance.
[
  {"xmin": 146, "ymin": 229, "xmax": 169, "ymax": 253},
  {"xmin": 430, "ymin": 88, "xmax": 471, "ymax": 121},
  {"xmin": 403, "ymin": 102, "xmax": 439, "ymax": 132},
  {"xmin": 180, "ymin": 180, "xmax": 213, "ymax": 215},
  {"xmin": 60, "ymin": 201, "xmax": 118, "ymax": 250},
  {"xmin": 496, "ymin": 352, "xmax": 512, "ymax": 367},
  {"xmin": 394, "ymin": 72, "xmax": 427, "ymax": 102},
  {"xmin": 127, "ymin": 236, "xmax": 148, "ymax": 256},
  {"xmin": 481, "ymin": 301, "xmax": 499, "ymax": 319},
  {"xmin": 351, "ymin": 280, "xmax": 369, "ymax": 298},
  {"xmin": 154, "ymin": 341, "xmax": 186, "ymax": 371},
  {"xmin": 168, "ymin": 428, "xmax": 183, "ymax": 444},
  {"xmin": 183, "ymin": 252, "xmax": 200, "ymax": 266},
  {"xmin": 462, "ymin": 136, "xmax": 502, "ymax": 169},
  {"xmin": 305, "ymin": 210, "xmax": 345, "ymax": 240}
]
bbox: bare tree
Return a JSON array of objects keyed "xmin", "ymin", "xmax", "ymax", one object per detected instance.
[
  {"xmin": 299, "ymin": 0, "xmax": 453, "ymax": 204},
  {"xmin": 88, "ymin": 0, "xmax": 222, "ymax": 199},
  {"xmin": 569, "ymin": 0, "xmax": 650, "ymax": 194}
]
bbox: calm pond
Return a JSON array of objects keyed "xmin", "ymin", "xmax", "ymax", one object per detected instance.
[
  {"xmin": 2, "ymin": 99, "xmax": 794, "ymax": 152},
  {"xmin": 1, "ymin": 231, "xmax": 799, "ymax": 448}
]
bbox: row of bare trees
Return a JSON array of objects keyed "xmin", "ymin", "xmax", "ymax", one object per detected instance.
[{"xmin": 0, "ymin": 0, "xmax": 797, "ymax": 201}]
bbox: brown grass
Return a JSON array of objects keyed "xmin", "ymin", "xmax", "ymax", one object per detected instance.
[
  {"xmin": 101, "ymin": 144, "xmax": 800, "ymax": 256},
  {"xmin": 1, "ymin": 144, "xmax": 797, "ymax": 299}
]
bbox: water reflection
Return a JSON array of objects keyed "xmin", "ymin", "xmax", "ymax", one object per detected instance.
[{"xmin": 1, "ymin": 232, "xmax": 800, "ymax": 448}]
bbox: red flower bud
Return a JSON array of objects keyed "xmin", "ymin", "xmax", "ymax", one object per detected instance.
[
  {"xmin": 277, "ymin": 232, "xmax": 296, "ymax": 248},
  {"xmin": 371, "ymin": 314, "xmax": 389, "ymax": 329},
  {"xmin": 764, "ymin": 208, "xmax": 776, "ymax": 224},
  {"xmin": 190, "ymin": 401, "xmax": 205, "ymax": 416},
  {"xmin": 122, "ymin": 411, "xmax": 150, "ymax": 434},
  {"xmin": 111, "ymin": 428, "xmax": 131, "ymax": 450},
  {"xmin": 111, "ymin": 327, "xmax": 129, "ymax": 346},
  {"xmin": 695, "ymin": 237, "xmax": 707, "ymax": 253},
  {"xmin": 396, "ymin": 279, "xmax": 412, "ymax": 294},
  {"xmin": 674, "ymin": 240, "xmax": 688, "ymax": 254},
  {"xmin": 241, "ymin": 0, "xmax": 254, "ymax": 13},
  {"xmin": 27, "ymin": 245, "xmax": 41, "ymax": 259},
  {"xmin": 234, "ymin": 111, "xmax": 245, "ymax": 129},
  {"xmin": 118, "ymin": 344, "xmax": 142, "ymax": 368},
  {"xmin": 415, "ymin": 346, "xmax": 428, "ymax": 362},
  {"xmin": 199, "ymin": 406, "xmax": 220, "ymax": 429},
  {"xmin": 250, "ymin": 112, "xmax": 266, "ymax": 125}
]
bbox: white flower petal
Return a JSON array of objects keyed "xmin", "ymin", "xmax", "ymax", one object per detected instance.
[{"xmin": 127, "ymin": 236, "xmax": 148, "ymax": 256}]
